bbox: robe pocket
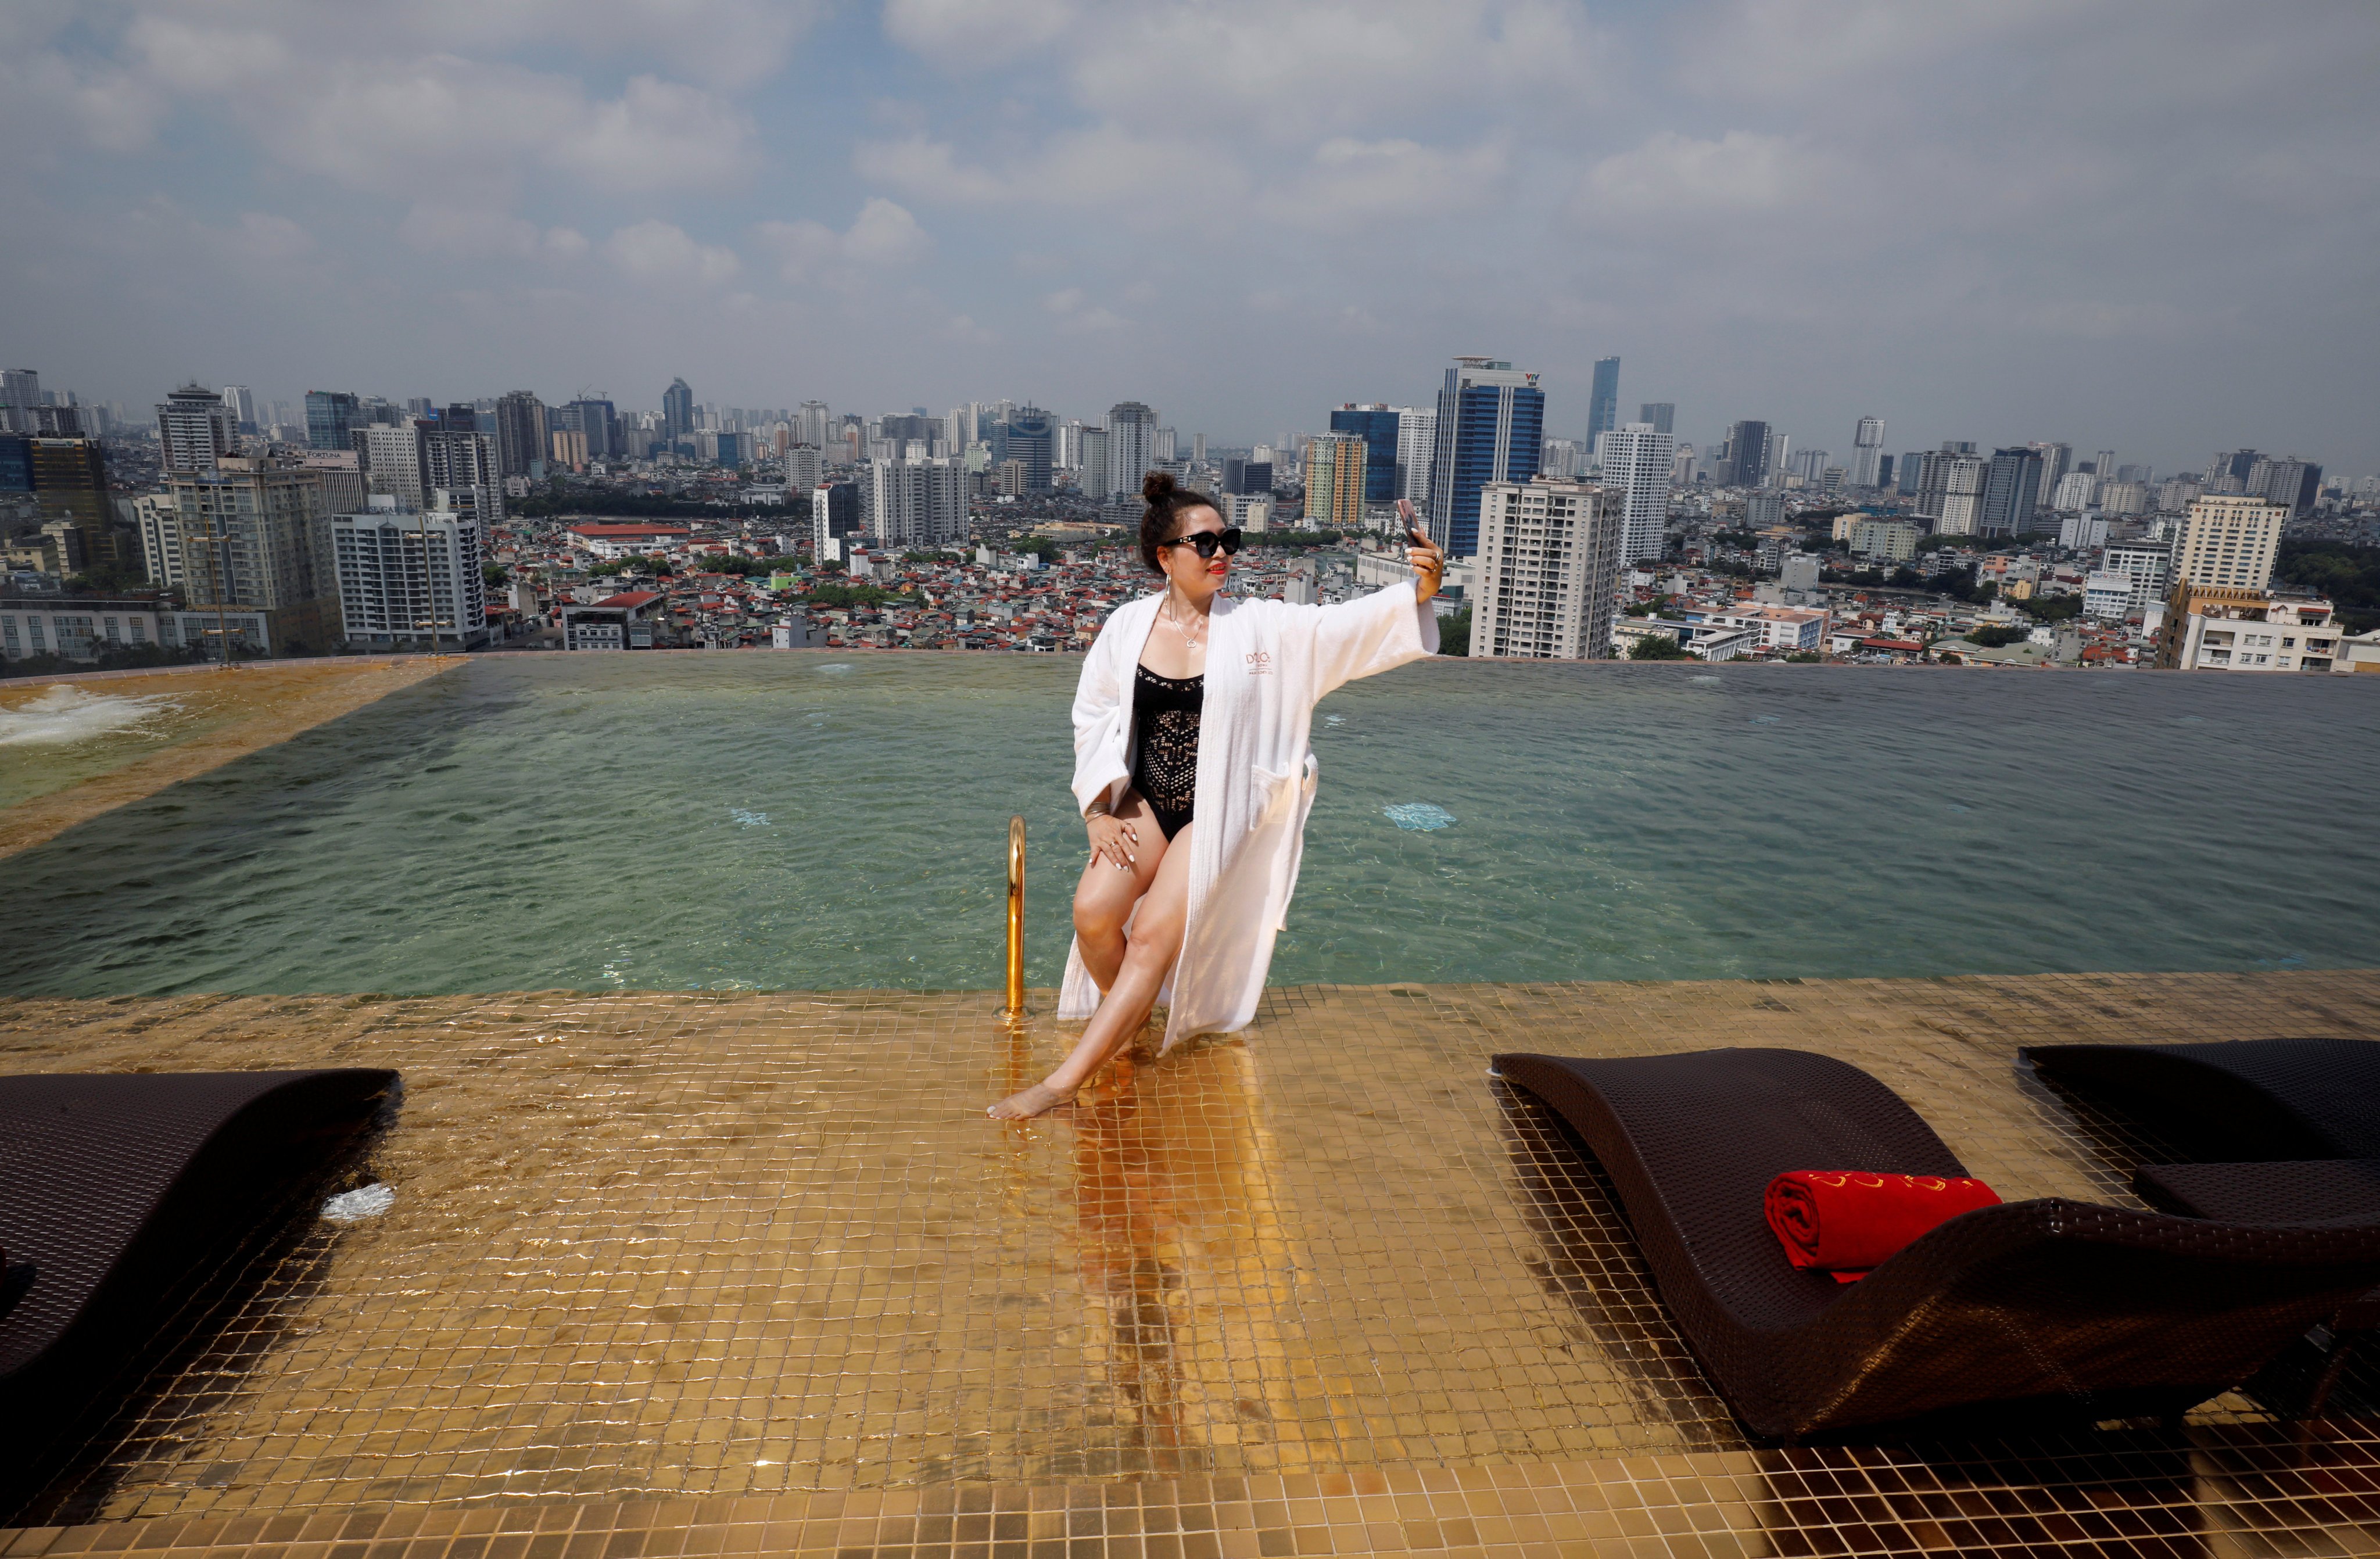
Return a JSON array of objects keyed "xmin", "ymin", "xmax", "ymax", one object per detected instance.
[{"xmin": 1248, "ymin": 755, "xmax": 1320, "ymax": 830}]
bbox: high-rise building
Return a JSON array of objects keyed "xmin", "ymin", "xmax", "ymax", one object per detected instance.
[
  {"xmin": 812, "ymin": 481, "xmax": 860, "ymax": 549},
  {"xmin": 1328, "ymin": 404, "xmax": 1401, "ymax": 502},
  {"xmin": 866, "ymin": 457, "xmax": 966, "ymax": 546},
  {"xmin": 157, "ymin": 384, "xmax": 237, "ymax": 474},
  {"xmin": 2248, "ymin": 456, "xmax": 2322, "ymax": 517},
  {"xmin": 2032, "ymin": 442, "xmax": 2072, "ymax": 507},
  {"xmin": 795, "ymin": 401, "xmax": 833, "ymax": 451},
  {"xmin": 1980, "ymin": 447, "xmax": 2044, "ymax": 537},
  {"xmin": 1598, "ymin": 423, "xmax": 1676, "ymax": 564},
  {"xmin": 783, "ymin": 445, "xmax": 823, "ymax": 492},
  {"xmin": 1638, "ymin": 402, "xmax": 1675, "ymax": 436},
  {"xmin": 662, "ymin": 378, "xmax": 694, "ymax": 451},
  {"xmin": 169, "ymin": 456, "xmax": 339, "ymax": 653},
  {"xmin": 1586, "ymin": 357, "xmax": 1620, "ymax": 442},
  {"xmin": 2173, "ymin": 493, "xmax": 2288, "ymax": 593},
  {"xmin": 1105, "ymin": 402, "xmax": 1156, "ymax": 499},
  {"xmin": 2203, "ymin": 449, "xmax": 2260, "ymax": 490},
  {"xmin": 1426, "ymin": 356, "xmax": 1544, "ymax": 557},
  {"xmin": 493, "ymin": 392, "xmax": 546, "ymax": 478},
  {"xmin": 422, "ymin": 427, "xmax": 504, "ymax": 522},
  {"xmin": 330, "ymin": 497, "xmax": 490, "ymax": 649},
  {"xmin": 2051, "ymin": 470, "xmax": 2098, "ymax": 511},
  {"xmin": 304, "ymin": 391, "xmax": 360, "ymax": 452},
  {"xmin": 1078, "ymin": 427, "xmax": 1110, "ymax": 498},
  {"xmin": 1897, "ymin": 452, "xmax": 1924, "ymax": 496},
  {"xmin": 561, "ymin": 398, "xmax": 617, "ymax": 461},
  {"xmin": 1719, "ymin": 420, "xmax": 1770, "ymax": 488},
  {"xmin": 1920, "ymin": 449, "xmax": 1991, "ymax": 535},
  {"xmin": 132, "ymin": 492, "xmax": 184, "ymax": 589},
  {"xmin": 1471, "ymin": 477, "xmax": 1623, "ymax": 660},
  {"xmin": 986, "ymin": 406, "xmax": 1053, "ymax": 493},
  {"xmin": 356, "ymin": 423, "xmax": 427, "ymax": 506},
  {"xmin": 220, "ymin": 385, "xmax": 259, "ymax": 432},
  {"xmin": 1303, "ymin": 431, "xmax": 1368, "ymax": 532},
  {"xmin": 1395, "ymin": 407, "xmax": 1436, "ymax": 504},
  {"xmin": 2103, "ymin": 540, "xmax": 2171, "ymax": 613},
  {"xmin": 0, "ymin": 369, "xmax": 40, "ymax": 434},
  {"xmin": 1850, "ymin": 417, "xmax": 1886, "ymax": 488},
  {"xmin": 1540, "ymin": 438, "xmax": 1586, "ymax": 479}
]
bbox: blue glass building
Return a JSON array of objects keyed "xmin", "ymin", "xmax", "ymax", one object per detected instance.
[
  {"xmin": 304, "ymin": 390, "xmax": 359, "ymax": 452},
  {"xmin": 1328, "ymin": 405, "xmax": 1402, "ymax": 503},
  {"xmin": 1428, "ymin": 359, "xmax": 1544, "ymax": 558},
  {"xmin": 1587, "ymin": 356, "xmax": 1620, "ymax": 441}
]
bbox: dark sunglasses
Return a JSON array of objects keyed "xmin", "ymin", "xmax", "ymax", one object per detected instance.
[{"xmin": 1161, "ymin": 527, "xmax": 1243, "ymax": 559}]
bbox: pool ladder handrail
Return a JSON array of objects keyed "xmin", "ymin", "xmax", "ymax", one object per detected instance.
[{"xmin": 1003, "ymin": 815, "xmax": 1026, "ymax": 1017}]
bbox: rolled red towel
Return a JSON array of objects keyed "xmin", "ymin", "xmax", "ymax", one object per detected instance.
[{"xmin": 1765, "ymin": 1170, "xmax": 2002, "ymax": 1282}]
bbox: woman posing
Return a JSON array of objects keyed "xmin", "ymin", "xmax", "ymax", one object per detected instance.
[{"xmin": 988, "ymin": 472, "xmax": 1446, "ymax": 1119}]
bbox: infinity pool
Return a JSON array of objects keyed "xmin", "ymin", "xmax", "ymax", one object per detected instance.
[{"xmin": 3, "ymin": 654, "xmax": 2375, "ymax": 996}]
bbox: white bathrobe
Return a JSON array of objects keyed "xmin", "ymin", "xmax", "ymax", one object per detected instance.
[{"xmin": 1058, "ymin": 578, "xmax": 1441, "ymax": 1048}]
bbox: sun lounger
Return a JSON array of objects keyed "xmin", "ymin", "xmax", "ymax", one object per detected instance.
[
  {"xmin": 2022, "ymin": 1037, "xmax": 2380, "ymax": 1162},
  {"xmin": 0, "ymin": 1069, "xmax": 397, "ymax": 1495},
  {"xmin": 1493, "ymin": 1046, "xmax": 2380, "ymax": 1439}
]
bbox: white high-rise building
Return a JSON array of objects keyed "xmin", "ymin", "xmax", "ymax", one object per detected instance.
[
  {"xmin": 783, "ymin": 445, "xmax": 823, "ymax": 491},
  {"xmin": 2051, "ymin": 470, "xmax": 2098, "ymax": 511},
  {"xmin": 2103, "ymin": 540, "xmax": 2173, "ymax": 612},
  {"xmin": 422, "ymin": 429, "xmax": 503, "ymax": 522},
  {"xmin": 2173, "ymin": 493, "xmax": 2288, "ymax": 593},
  {"xmin": 156, "ymin": 384, "xmax": 238, "ymax": 474},
  {"xmin": 1395, "ymin": 407, "xmax": 1436, "ymax": 504},
  {"xmin": 1078, "ymin": 428, "xmax": 1110, "ymax": 501},
  {"xmin": 1106, "ymin": 402, "xmax": 1157, "ymax": 498},
  {"xmin": 2033, "ymin": 442, "xmax": 2073, "ymax": 507},
  {"xmin": 1850, "ymin": 417, "xmax": 1886, "ymax": 488},
  {"xmin": 1597, "ymin": 423, "xmax": 1676, "ymax": 564},
  {"xmin": 330, "ymin": 496, "xmax": 490, "ymax": 649},
  {"xmin": 1471, "ymin": 477, "xmax": 1623, "ymax": 660},
  {"xmin": 0, "ymin": 368, "xmax": 40, "ymax": 433},
  {"xmin": 133, "ymin": 492, "xmax": 184, "ymax": 589},
  {"xmin": 220, "ymin": 385, "xmax": 259, "ymax": 431},
  {"xmin": 866, "ymin": 457, "xmax": 967, "ymax": 546},
  {"xmin": 795, "ymin": 401, "xmax": 832, "ymax": 450},
  {"xmin": 1933, "ymin": 455, "xmax": 1991, "ymax": 536}
]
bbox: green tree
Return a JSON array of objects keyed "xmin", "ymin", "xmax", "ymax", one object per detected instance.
[
  {"xmin": 1970, "ymin": 623, "xmax": 2028, "ymax": 647},
  {"xmin": 2016, "ymin": 593, "xmax": 2082, "ymax": 622},
  {"xmin": 1629, "ymin": 633, "xmax": 1695, "ymax": 661},
  {"xmin": 482, "ymin": 562, "xmax": 508, "ymax": 589},
  {"xmin": 1783, "ymin": 650, "xmax": 1824, "ymax": 663},
  {"xmin": 1436, "ymin": 605, "xmax": 1470, "ymax": 656}
]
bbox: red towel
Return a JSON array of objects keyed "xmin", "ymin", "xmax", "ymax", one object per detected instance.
[{"xmin": 1765, "ymin": 1170, "xmax": 2002, "ymax": 1282}]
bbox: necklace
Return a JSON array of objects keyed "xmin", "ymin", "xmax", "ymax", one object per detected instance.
[{"xmin": 1163, "ymin": 596, "xmax": 1207, "ymax": 653}]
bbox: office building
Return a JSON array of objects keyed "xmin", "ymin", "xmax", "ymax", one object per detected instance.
[
  {"xmin": 1980, "ymin": 447, "xmax": 2043, "ymax": 537},
  {"xmin": 1896, "ymin": 452, "xmax": 1924, "ymax": 496},
  {"xmin": 561, "ymin": 398, "xmax": 616, "ymax": 461},
  {"xmin": 2158, "ymin": 585, "xmax": 2340, "ymax": 672},
  {"xmin": 2058, "ymin": 512, "xmax": 2110, "ymax": 550},
  {"xmin": 157, "ymin": 384, "xmax": 238, "ymax": 474},
  {"xmin": 219, "ymin": 385, "xmax": 258, "ymax": 432},
  {"xmin": 2103, "ymin": 540, "xmax": 2172, "ymax": 612},
  {"xmin": 1597, "ymin": 422, "xmax": 1676, "ymax": 564},
  {"xmin": 167, "ymin": 456, "xmax": 339, "ymax": 654},
  {"xmin": 1471, "ymin": 477, "xmax": 1623, "ymax": 660},
  {"xmin": 1850, "ymin": 417, "xmax": 1886, "ymax": 488},
  {"xmin": 1638, "ymin": 402, "xmax": 1675, "ymax": 436},
  {"xmin": 1303, "ymin": 432, "xmax": 1368, "ymax": 532},
  {"xmin": 866, "ymin": 457, "xmax": 966, "ymax": 546},
  {"xmin": 422, "ymin": 427, "xmax": 504, "ymax": 522},
  {"xmin": 330, "ymin": 496, "xmax": 490, "ymax": 649},
  {"xmin": 305, "ymin": 391, "xmax": 360, "ymax": 452},
  {"xmin": 1586, "ymin": 357, "xmax": 1620, "ymax": 442},
  {"xmin": 26, "ymin": 436, "xmax": 110, "ymax": 527},
  {"xmin": 992, "ymin": 406, "xmax": 1055, "ymax": 493},
  {"xmin": 1719, "ymin": 421, "xmax": 1770, "ymax": 488},
  {"xmin": 1427, "ymin": 356, "xmax": 1544, "ymax": 557},
  {"xmin": 811, "ymin": 481, "xmax": 861, "ymax": 551},
  {"xmin": 1105, "ymin": 402, "xmax": 1156, "ymax": 499},
  {"xmin": 1328, "ymin": 404, "xmax": 1401, "ymax": 503},
  {"xmin": 490, "ymin": 392, "xmax": 546, "ymax": 478},
  {"xmin": 662, "ymin": 378, "xmax": 695, "ymax": 451},
  {"xmin": 1395, "ymin": 407, "xmax": 1436, "ymax": 504},
  {"xmin": 2173, "ymin": 493, "xmax": 2288, "ymax": 593}
]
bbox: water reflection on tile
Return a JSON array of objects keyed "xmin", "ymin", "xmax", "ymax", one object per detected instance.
[{"xmin": 2, "ymin": 969, "xmax": 2379, "ymax": 1556}]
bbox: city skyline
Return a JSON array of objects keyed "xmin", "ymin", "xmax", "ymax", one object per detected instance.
[{"xmin": 3, "ymin": 3, "xmax": 2377, "ymax": 472}]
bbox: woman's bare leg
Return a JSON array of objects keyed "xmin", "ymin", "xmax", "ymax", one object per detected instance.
[
  {"xmin": 990, "ymin": 821, "xmax": 1195, "ymax": 1120},
  {"xmin": 1069, "ymin": 791, "xmax": 1162, "ymax": 994}
]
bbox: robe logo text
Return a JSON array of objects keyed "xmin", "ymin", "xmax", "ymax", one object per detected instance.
[{"xmin": 1245, "ymin": 650, "xmax": 1272, "ymax": 676}]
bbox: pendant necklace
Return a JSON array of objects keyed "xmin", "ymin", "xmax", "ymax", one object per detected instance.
[{"xmin": 1166, "ymin": 594, "xmax": 1205, "ymax": 653}]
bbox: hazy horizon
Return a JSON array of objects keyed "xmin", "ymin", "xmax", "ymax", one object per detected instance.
[{"xmin": 5, "ymin": 2, "xmax": 2377, "ymax": 475}]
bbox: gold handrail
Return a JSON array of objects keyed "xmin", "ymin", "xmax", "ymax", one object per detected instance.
[{"xmin": 1004, "ymin": 815, "xmax": 1027, "ymax": 1017}]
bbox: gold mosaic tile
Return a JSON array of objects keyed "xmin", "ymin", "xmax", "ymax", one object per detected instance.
[{"xmin": 2, "ymin": 969, "xmax": 2379, "ymax": 1556}]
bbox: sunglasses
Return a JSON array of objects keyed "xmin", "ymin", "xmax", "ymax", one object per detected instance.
[{"xmin": 1161, "ymin": 527, "xmax": 1243, "ymax": 559}]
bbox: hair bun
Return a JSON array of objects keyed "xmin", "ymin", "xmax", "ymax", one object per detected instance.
[{"xmin": 1142, "ymin": 470, "xmax": 1177, "ymax": 503}]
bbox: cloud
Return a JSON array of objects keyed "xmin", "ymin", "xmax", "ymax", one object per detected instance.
[
  {"xmin": 1579, "ymin": 131, "xmax": 1813, "ymax": 218},
  {"xmin": 1267, "ymin": 137, "xmax": 1510, "ymax": 227},
  {"xmin": 605, "ymin": 221, "xmax": 741, "ymax": 285},
  {"xmin": 757, "ymin": 199, "xmax": 931, "ymax": 288},
  {"xmin": 1042, "ymin": 288, "xmax": 1130, "ymax": 334},
  {"xmin": 400, "ymin": 205, "xmax": 589, "ymax": 261},
  {"xmin": 883, "ymin": 0, "xmax": 1080, "ymax": 70}
]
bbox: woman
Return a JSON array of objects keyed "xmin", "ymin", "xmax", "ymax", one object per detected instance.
[{"xmin": 988, "ymin": 472, "xmax": 1446, "ymax": 1119}]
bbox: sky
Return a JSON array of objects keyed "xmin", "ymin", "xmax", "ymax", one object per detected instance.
[{"xmin": 4, "ymin": 1, "xmax": 2377, "ymax": 475}]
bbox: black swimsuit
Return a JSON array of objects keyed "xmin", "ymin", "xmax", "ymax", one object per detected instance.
[{"xmin": 1130, "ymin": 665, "xmax": 1203, "ymax": 841}]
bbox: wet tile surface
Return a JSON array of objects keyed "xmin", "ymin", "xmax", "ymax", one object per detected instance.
[{"xmin": 5, "ymin": 970, "xmax": 2380, "ymax": 1554}]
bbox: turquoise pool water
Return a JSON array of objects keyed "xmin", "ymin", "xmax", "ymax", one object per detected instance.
[{"xmin": 3, "ymin": 654, "xmax": 2376, "ymax": 996}]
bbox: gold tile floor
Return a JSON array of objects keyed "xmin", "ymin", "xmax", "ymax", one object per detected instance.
[{"xmin": 6, "ymin": 971, "xmax": 2380, "ymax": 1556}]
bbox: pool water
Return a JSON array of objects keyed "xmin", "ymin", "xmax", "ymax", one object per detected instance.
[{"xmin": 3, "ymin": 654, "xmax": 2375, "ymax": 997}]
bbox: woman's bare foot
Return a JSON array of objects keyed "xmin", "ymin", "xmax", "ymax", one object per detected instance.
[{"xmin": 987, "ymin": 1081, "xmax": 1077, "ymax": 1120}]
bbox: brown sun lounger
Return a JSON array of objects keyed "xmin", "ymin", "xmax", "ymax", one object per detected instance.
[
  {"xmin": 1493, "ymin": 1046, "xmax": 2380, "ymax": 1440},
  {"xmin": 2022, "ymin": 1037, "xmax": 2380, "ymax": 1162},
  {"xmin": 0, "ymin": 1069, "xmax": 397, "ymax": 1497}
]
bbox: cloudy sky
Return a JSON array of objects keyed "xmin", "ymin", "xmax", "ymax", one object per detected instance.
[{"xmin": 5, "ymin": 1, "xmax": 2377, "ymax": 473}]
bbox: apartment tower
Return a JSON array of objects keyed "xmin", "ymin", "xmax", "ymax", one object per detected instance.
[{"xmin": 1471, "ymin": 477, "xmax": 1623, "ymax": 660}]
